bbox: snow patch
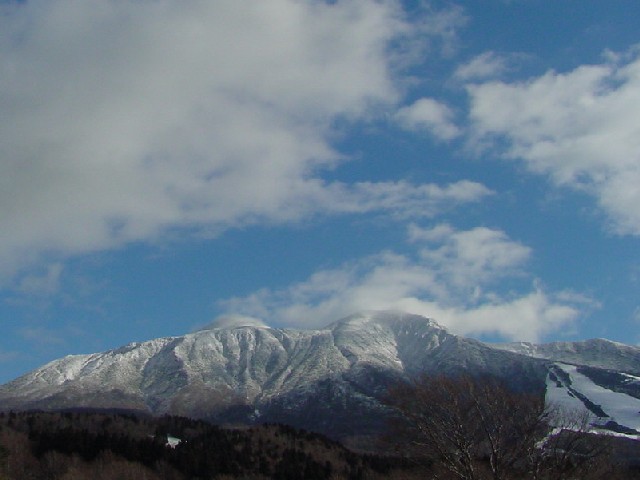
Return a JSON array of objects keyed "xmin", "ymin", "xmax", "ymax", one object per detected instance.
[
  {"xmin": 546, "ymin": 363, "xmax": 640, "ymax": 436},
  {"xmin": 167, "ymin": 436, "xmax": 181, "ymax": 448}
]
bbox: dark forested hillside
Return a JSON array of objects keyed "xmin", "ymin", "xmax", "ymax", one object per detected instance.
[
  {"xmin": 0, "ymin": 411, "xmax": 418, "ymax": 480},
  {"xmin": 1, "ymin": 407, "xmax": 640, "ymax": 479}
]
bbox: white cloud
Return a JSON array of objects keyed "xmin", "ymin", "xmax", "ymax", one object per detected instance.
[
  {"xmin": 395, "ymin": 98, "xmax": 461, "ymax": 140},
  {"xmin": 467, "ymin": 47, "xmax": 640, "ymax": 235},
  {"xmin": 308, "ymin": 180, "xmax": 492, "ymax": 218},
  {"xmin": 454, "ymin": 51, "xmax": 511, "ymax": 81},
  {"xmin": 422, "ymin": 291, "xmax": 580, "ymax": 342},
  {"xmin": 15, "ymin": 263, "xmax": 64, "ymax": 296},
  {"xmin": 0, "ymin": 0, "xmax": 474, "ymax": 282},
  {"xmin": 199, "ymin": 315, "xmax": 268, "ymax": 331},
  {"xmin": 410, "ymin": 3, "xmax": 468, "ymax": 58},
  {"xmin": 219, "ymin": 224, "xmax": 581, "ymax": 341},
  {"xmin": 409, "ymin": 224, "xmax": 531, "ymax": 289}
]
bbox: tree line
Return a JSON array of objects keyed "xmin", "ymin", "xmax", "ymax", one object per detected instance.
[
  {"xmin": 1, "ymin": 374, "xmax": 640, "ymax": 479},
  {"xmin": 0, "ymin": 411, "xmax": 412, "ymax": 479}
]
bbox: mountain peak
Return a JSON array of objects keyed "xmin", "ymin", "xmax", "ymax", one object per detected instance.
[
  {"xmin": 2, "ymin": 311, "xmax": 640, "ymax": 441},
  {"xmin": 328, "ymin": 310, "xmax": 443, "ymax": 331},
  {"xmin": 198, "ymin": 314, "xmax": 270, "ymax": 331}
]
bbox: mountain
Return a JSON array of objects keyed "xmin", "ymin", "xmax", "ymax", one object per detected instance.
[
  {"xmin": 494, "ymin": 339, "xmax": 640, "ymax": 375},
  {"xmin": 1, "ymin": 311, "xmax": 639, "ymax": 442},
  {"xmin": 495, "ymin": 339, "xmax": 640, "ymax": 436}
]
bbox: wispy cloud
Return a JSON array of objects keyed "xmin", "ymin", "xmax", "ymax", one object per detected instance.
[
  {"xmin": 467, "ymin": 46, "xmax": 640, "ymax": 235},
  {"xmin": 15, "ymin": 263, "xmax": 64, "ymax": 296},
  {"xmin": 0, "ymin": 350, "xmax": 19, "ymax": 364},
  {"xmin": 0, "ymin": 0, "xmax": 471, "ymax": 283},
  {"xmin": 454, "ymin": 51, "xmax": 510, "ymax": 81},
  {"xmin": 395, "ymin": 98, "xmax": 461, "ymax": 140},
  {"xmin": 306, "ymin": 180, "xmax": 492, "ymax": 218},
  {"xmin": 408, "ymin": 223, "xmax": 531, "ymax": 289},
  {"xmin": 218, "ymin": 224, "xmax": 584, "ymax": 342},
  {"xmin": 410, "ymin": 3, "xmax": 468, "ymax": 58},
  {"xmin": 19, "ymin": 326, "xmax": 66, "ymax": 346}
]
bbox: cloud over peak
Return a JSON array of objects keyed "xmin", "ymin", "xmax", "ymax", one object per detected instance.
[{"xmin": 219, "ymin": 223, "xmax": 581, "ymax": 342}]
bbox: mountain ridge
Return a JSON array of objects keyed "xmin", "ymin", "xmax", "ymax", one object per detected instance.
[
  {"xmin": 494, "ymin": 337, "xmax": 640, "ymax": 375},
  {"xmin": 2, "ymin": 311, "xmax": 639, "ymax": 441}
]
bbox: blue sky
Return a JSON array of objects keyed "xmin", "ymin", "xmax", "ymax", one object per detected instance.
[{"xmin": 1, "ymin": 0, "xmax": 640, "ymax": 384}]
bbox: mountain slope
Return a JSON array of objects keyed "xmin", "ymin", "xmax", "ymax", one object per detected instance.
[
  {"xmin": 2, "ymin": 311, "xmax": 639, "ymax": 441},
  {"xmin": 495, "ymin": 339, "xmax": 640, "ymax": 375},
  {"xmin": 547, "ymin": 362, "xmax": 640, "ymax": 435},
  {"xmin": 0, "ymin": 312, "xmax": 546, "ymax": 437}
]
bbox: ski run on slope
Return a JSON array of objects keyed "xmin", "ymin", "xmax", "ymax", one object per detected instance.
[{"xmin": 546, "ymin": 362, "xmax": 640, "ymax": 438}]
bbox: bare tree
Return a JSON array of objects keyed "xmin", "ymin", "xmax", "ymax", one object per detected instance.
[
  {"xmin": 385, "ymin": 374, "xmax": 613, "ymax": 480},
  {"xmin": 529, "ymin": 405, "xmax": 615, "ymax": 480}
]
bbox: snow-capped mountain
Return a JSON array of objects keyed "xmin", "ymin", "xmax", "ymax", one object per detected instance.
[
  {"xmin": 496, "ymin": 339, "xmax": 640, "ymax": 436},
  {"xmin": 495, "ymin": 339, "xmax": 640, "ymax": 375},
  {"xmin": 1, "ymin": 311, "xmax": 639, "ymax": 440},
  {"xmin": 546, "ymin": 362, "xmax": 640, "ymax": 436}
]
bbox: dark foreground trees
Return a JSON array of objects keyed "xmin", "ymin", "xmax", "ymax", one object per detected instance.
[
  {"xmin": 386, "ymin": 374, "xmax": 619, "ymax": 480},
  {"xmin": 0, "ymin": 411, "xmax": 419, "ymax": 480}
]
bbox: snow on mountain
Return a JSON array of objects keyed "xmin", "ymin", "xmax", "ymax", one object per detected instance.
[
  {"xmin": 546, "ymin": 362, "xmax": 640, "ymax": 437},
  {"xmin": 495, "ymin": 338, "xmax": 640, "ymax": 375},
  {"xmin": 0, "ymin": 312, "xmax": 543, "ymax": 438},
  {"xmin": 1, "ymin": 310, "xmax": 638, "ymax": 440},
  {"xmin": 493, "ymin": 337, "xmax": 640, "ymax": 436}
]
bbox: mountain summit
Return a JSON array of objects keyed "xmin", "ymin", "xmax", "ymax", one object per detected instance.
[{"xmin": 2, "ymin": 311, "xmax": 640, "ymax": 441}]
